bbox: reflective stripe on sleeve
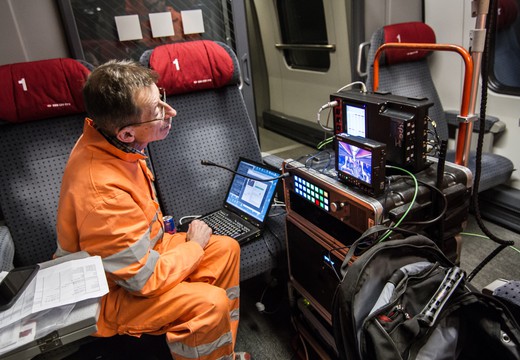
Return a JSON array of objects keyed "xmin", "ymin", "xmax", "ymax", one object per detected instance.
[
  {"xmin": 102, "ymin": 213, "xmax": 163, "ymax": 292},
  {"xmin": 102, "ymin": 226, "xmax": 153, "ymax": 273},
  {"xmin": 115, "ymin": 249, "xmax": 160, "ymax": 292},
  {"xmin": 169, "ymin": 331, "xmax": 233, "ymax": 359},
  {"xmin": 230, "ymin": 308, "xmax": 239, "ymax": 322},
  {"xmin": 216, "ymin": 354, "xmax": 233, "ymax": 360},
  {"xmin": 99, "ymin": 212, "xmax": 163, "ymax": 274},
  {"xmin": 227, "ymin": 285, "xmax": 239, "ymax": 300}
]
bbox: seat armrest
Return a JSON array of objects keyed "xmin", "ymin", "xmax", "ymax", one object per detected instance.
[
  {"xmin": 482, "ymin": 278, "xmax": 509, "ymax": 295},
  {"xmin": 445, "ymin": 110, "xmax": 506, "ymax": 134},
  {"xmin": 487, "ymin": 116, "xmax": 507, "ymax": 134}
]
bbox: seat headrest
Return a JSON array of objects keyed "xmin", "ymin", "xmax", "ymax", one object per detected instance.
[
  {"xmin": 382, "ymin": 22, "xmax": 436, "ymax": 65},
  {"xmin": 0, "ymin": 58, "xmax": 90, "ymax": 124},
  {"xmin": 148, "ymin": 40, "xmax": 237, "ymax": 96}
]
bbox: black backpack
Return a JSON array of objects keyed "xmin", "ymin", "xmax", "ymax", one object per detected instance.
[{"xmin": 332, "ymin": 226, "xmax": 520, "ymax": 360}]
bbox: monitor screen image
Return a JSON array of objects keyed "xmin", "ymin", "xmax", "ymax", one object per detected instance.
[
  {"xmin": 225, "ymin": 159, "xmax": 280, "ymax": 222},
  {"xmin": 337, "ymin": 140, "xmax": 373, "ymax": 185},
  {"xmin": 344, "ymin": 103, "xmax": 366, "ymax": 137}
]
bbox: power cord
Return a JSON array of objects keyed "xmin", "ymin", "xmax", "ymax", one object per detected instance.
[
  {"xmin": 179, "ymin": 215, "xmax": 202, "ymax": 226},
  {"xmin": 317, "ymin": 136, "xmax": 334, "ymax": 150},
  {"xmin": 269, "ymin": 200, "xmax": 287, "ymax": 217},
  {"xmin": 316, "ymin": 81, "xmax": 368, "ymax": 132},
  {"xmin": 255, "ymin": 277, "xmax": 283, "ymax": 315},
  {"xmin": 322, "ymin": 170, "xmax": 419, "ymax": 261},
  {"xmin": 263, "ymin": 223, "xmax": 283, "ymax": 260},
  {"xmin": 461, "ymin": 232, "xmax": 520, "ymax": 255},
  {"xmin": 389, "ymin": 177, "xmax": 448, "ymax": 227},
  {"xmin": 316, "ymin": 101, "xmax": 337, "ymax": 132},
  {"xmin": 378, "ymin": 166, "xmax": 419, "ymax": 242}
]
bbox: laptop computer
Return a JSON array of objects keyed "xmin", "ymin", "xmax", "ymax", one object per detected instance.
[{"xmin": 180, "ymin": 157, "xmax": 281, "ymax": 244}]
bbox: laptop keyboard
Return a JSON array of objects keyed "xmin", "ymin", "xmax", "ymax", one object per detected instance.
[{"xmin": 202, "ymin": 210, "xmax": 250, "ymax": 238}]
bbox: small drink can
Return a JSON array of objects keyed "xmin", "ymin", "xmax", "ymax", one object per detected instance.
[{"xmin": 163, "ymin": 215, "xmax": 176, "ymax": 234}]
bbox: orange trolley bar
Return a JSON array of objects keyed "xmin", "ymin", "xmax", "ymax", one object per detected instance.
[{"xmin": 372, "ymin": 43, "xmax": 474, "ymax": 166}]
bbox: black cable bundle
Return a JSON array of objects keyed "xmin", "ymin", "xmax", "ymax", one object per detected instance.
[
  {"xmin": 467, "ymin": 0, "xmax": 515, "ymax": 282},
  {"xmin": 436, "ymin": 140, "xmax": 448, "ymax": 190}
]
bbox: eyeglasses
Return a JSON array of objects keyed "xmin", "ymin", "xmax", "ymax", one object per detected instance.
[{"xmin": 117, "ymin": 88, "xmax": 170, "ymax": 132}]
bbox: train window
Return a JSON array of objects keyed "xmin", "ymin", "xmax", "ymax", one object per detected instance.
[
  {"xmin": 489, "ymin": 0, "xmax": 520, "ymax": 96},
  {"xmin": 59, "ymin": 0, "xmax": 235, "ymax": 66},
  {"xmin": 276, "ymin": 0, "xmax": 330, "ymax": 71}
]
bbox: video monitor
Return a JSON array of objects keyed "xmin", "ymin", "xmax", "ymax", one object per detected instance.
[
  {"xmin": 335, "ymin": 133, "xmax": 386, "ymax": 196},
  {"xmin": 337, "ymin": 140, "xmax": 373, "ymax": 186},
  {"xmin": 331, "ymin": 90, "xmax": 433, "ymax": 173}
]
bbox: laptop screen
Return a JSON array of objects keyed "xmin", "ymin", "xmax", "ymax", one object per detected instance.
[{"xmin": 224, "ymin": 158, "xmax": 280, "ymax": 224}]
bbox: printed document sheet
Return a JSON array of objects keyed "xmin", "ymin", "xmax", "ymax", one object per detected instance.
[{"xmin": 0, "ymin": 255, "xmax": 108, "ymax": 329}]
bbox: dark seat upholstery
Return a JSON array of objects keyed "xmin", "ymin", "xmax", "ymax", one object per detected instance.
[
  {"xmin": 0, "ymin": 59, "xmax": 88, "ymax": 266},
  {"xmin": 364, "ymin": 22, "xmax": 514, "ymax": 192},
  {"xmin": 0, "ymin": 116, "xmax": 85, "ymax": 265},
  {"xmin": 140, "ymin": 40, "xmax": 286, "ymax": 281}
]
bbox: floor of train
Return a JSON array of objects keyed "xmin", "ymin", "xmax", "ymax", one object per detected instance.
[{"xmin": 233, "ymin": 127, "xmax": 520, "ymax": 360}]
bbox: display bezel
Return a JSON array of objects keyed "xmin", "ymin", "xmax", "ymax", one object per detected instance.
[
  {"xmin": 336, "ymin": 136, "xmax": 375, "ymax": 187},
  {"xmin": 0, "ymin": 264, "xmax": 39, "ymax": 311}
]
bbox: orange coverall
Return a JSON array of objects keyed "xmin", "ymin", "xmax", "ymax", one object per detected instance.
[{"xmin": 56, "ymin": 119, "xmax": 240, "ymax": 360}]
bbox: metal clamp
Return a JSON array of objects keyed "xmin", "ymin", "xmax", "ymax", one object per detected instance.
[
  {"xmin": 457, "ymin": 114, "xmax": 479, "ymax": 123},
  {"xmin": 37, "ymin": 331, "xmax": 63, "ymax": 352}
]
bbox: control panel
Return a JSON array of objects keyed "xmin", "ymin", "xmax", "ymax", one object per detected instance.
[{"xmin": 283, "ymin": 159, "xmax": 384, "ymax": 243}]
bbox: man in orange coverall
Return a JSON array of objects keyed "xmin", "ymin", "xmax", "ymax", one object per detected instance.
[{"xmin": 55, "ymin": 60, "xmax": 249, "ymax": 360}]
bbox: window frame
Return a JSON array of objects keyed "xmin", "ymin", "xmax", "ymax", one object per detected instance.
[{"xmin": 275, "ymin": 0, "xmax": 332, "ymax": 72}]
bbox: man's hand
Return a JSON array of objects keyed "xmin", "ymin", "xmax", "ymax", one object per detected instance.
[{"xmin": 186, "ymin": 219, "xmax": 212, "ymax": 249}]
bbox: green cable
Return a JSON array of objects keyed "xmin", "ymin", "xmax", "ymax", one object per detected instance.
[
  {"xmin": 317, "ymin": 136, "xmax": 334, "ymax": 150},
  {"xmin": 461, "ymin": 232, "xmax": 520, "ymax": 254},
  {"xmin": 378, "ymin": 165, "xmax": 418, "ymax": 243}
]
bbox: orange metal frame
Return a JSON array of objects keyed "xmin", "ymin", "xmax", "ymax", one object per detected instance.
[{"xmin": 372, "ymin": 43, "xmax": 474, "ymax": 166}]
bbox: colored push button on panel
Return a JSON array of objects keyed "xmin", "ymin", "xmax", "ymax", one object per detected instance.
[{"xmin": 294, "ymin": 175, "xmax": 329, "ymax": 211}]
